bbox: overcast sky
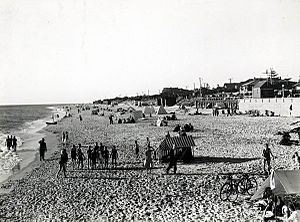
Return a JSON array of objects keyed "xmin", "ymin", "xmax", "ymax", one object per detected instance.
[{"xmin": 1, "ymin": 0, "xmax": 300, "ymax": 105}]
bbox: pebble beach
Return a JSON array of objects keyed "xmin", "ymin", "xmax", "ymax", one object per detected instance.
[{"xmin": 0, "ymin": 105, "xmax": 299, "ymax": 221}]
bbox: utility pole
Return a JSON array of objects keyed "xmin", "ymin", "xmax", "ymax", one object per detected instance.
[
  {"xmin": 229, "ymin": 78, "xmax": 232, "ymax": 84},
  {"xmin": 199, "ymin": 77, "xmax": 202, "ymax": 97}
]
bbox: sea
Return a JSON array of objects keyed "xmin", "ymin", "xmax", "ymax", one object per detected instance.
[{"xmin": 0, "ymin": 105, "xmax": 65, "ymax": 184}]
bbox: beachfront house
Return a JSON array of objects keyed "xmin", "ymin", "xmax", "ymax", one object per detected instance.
[{"xmin": 252, "ymin": 78, "xmax": 296, "ymax": 99}]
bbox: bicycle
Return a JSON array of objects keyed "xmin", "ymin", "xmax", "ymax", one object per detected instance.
[
  {"xmin": 237, "ymin": 173, "xmax": 258, "ymax": 196},
  {"xmin": 220, "ymin": 173, "xmax": 258, "ymax": 202},
  {"xmin": 219, "ymin": 173, "xmax": 239, "ymax": 202}
]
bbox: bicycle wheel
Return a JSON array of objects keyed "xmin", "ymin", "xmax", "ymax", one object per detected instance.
[
  {"xmin": 246, "ymin": 177, "xmax": 258, "ymax": 195},
  {"xmin": 220, "ymin": 183, "xmax": 231, "ymax": 201},
  {"xmin": 237, "ymin": 178, "xmax": 246, "ymax": 194},
  {"xmin": 227, "ymin": 184, "xmax": 238, "ymax": 202}
]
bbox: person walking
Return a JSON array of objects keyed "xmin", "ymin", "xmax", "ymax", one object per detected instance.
[
  {"xmin": 56, "ymin": 148, "xmax": 68, "ymax": 178},
  {"xmin": 263, "ymin": 143, "xmax": 274, "ymax": 174},
  {"xmin": 135, "ymin": 140, "xmax": 139, "ymax": 159},
  {"xmin": 38, "ymin": 138, "xmax": 47, "ymax": 161},
  {"xmin": 77, "ymin": 145, "xmax": 85, "ymax": 169},
  {"xmin": 71, "ymin": 144, "xmax": 77, "ymax": 169},
  {"xmin": 166, "ymin": 144, "xmax": 177, "ymax": 174},
  {"xmin": 111, "ymin": 146, "xmax": 118, "ymax": 167}
]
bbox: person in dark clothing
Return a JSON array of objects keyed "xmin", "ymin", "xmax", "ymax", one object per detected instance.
[
  {"xmin": 87, "ymin": 146, "xmax": 93, "ymax": 169},
  {"xmin": 56, "ymin": 148, "xmax": 68, "ymax": 178},
  {"xmin": 103, "ymin": 146, "xmax": 109, "ymax": 168},
  {"xmin": 166, "ymin": 144, "xmax": 177, "ymax": 174},
  {"xmin": 135, "ymin": 140, "xmax": 139, "ymax": 159},
  {"xmin": 71, "ymin": 144, "xmax": 77, "ymax": 169},
  {"xmin": 111, "ymin": 146, "xmax": 118, "ymax": 167},
  {"xmin": 77, "ymin": 145, "xmax": 85, "ymax": 169},
  {"xmin": 38, "ymin": 138, "xmax": 47, "ymax": 161},
  {"xmin": 5, "ymin": 135, "xmax": 12, "ymax": 151},
  {"xmin": 109, "ymin": 114, "xmax": 113, "ymax": 124},
  {"xmin": 94, "ymin": 142, "xmax": 100, "ymax": 165},
  {"xmin": 91, "ymin": 149, "xmax": 97, "ymax": 169},
  {"xmin": 12, "ymin": 136, "xmax": 17, "ymax": 152},
  {"xmin": 263, "ymin": 143, "xmax": 274, "ymax": 174}
]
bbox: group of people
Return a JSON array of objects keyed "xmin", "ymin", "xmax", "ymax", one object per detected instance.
[
  {"xmin": 5, "ymin": 135, "xmax": 18, "ymax": 152},
  {"xmin": 261, "ymin": 187, "xmax": 298, "ymax": 221},
  {"xmin": 70, "ymin": 143, "xmax": 119, "ymax": 170}
]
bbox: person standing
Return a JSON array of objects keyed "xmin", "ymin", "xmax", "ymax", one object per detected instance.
[
  {"xmin": 39, "ymin": 138, "xmax": 47, "ymax": 161},
  {"xmin": 87, "ymin": 146, "xmax": 93, "ymax": 169},
  {"xmin": 94, "ymin": 142, "xmax": 100, "ymax": 165},
  {"xmin": 111, "ymin": 146, "xmax": 118, "ymax": 167},
  {"xmin": 292, "ymin": 152, "xmax": 300, "ymax": 169},
  {"xmin": 65, "ymin": 131, "xmax": 69, "ymax": 145},
  {"xmin": 12, "ymin": 136, "xmax": 17, "ymax": 152},
  {"xmin": 5, "ymin": 135, "xmax": 12, "ymax": 151},
  {"xmin": 135, "ymin": 140, "xmax": 139, "ymax": 159},
  {"xmin": 56, "ymin": 148, "xmax": 68, "ymax": 178},
  {"xmin": 91, "ymin": 149, "xmax": 97, "ymax": 169},
  {"xmin": 263, "ymin": 143, "xmax": 274, "ymax": 174},
  {"xmin": 71, "ymin": 144, "xmax": 77, "ymax": 169},
  {"xmin": 104, "ymin": 146, "xmax": 109, "ymax": 169},
  {"xmin": 77, "ymin": 145, "xmax": 85, "ymax": 169},
  {"xmin": 109, "ymin": 114, "xmax": 113, "ymax": 125},
  {"xmin": 62, "ymin": 132, "xmax": 65, "ymax": 144},
  {"xmin": 144, "ymin": 146, "xmax": 154, "ymax": 173},
  {"xmin": 166, "ymin": 144, "xmax": 177, "ymax": 174}
]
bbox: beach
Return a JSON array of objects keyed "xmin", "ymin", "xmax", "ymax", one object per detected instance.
[{"xmin": 0, "ymin": 105, "xmax": 299, "ymax": 221}]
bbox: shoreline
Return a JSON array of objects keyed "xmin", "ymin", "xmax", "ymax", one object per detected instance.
[
  {"xmin": 0, "ymin": 106, "xmax": 66, "ymax": 187},
  {"xmin": 0, "ymin": 127, "xmax": 60, "ymax": 191}
]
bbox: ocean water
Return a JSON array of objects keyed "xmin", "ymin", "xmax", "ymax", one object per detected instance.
[{"xmin": 0, "ymin": 105, "xmax": 64, "ymax": 184}]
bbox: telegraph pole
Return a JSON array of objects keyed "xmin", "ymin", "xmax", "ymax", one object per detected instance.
[{"xmin": 199, "ymin": 77, "xmax": 202, "ymax": 97}]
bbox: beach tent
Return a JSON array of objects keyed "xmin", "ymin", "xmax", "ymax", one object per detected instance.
[
  {"xmin": 130, "ymin": 110, "xmax": 143, "ymax": 120},
  {"xmin": 127, "ymin": 106, "xmax": 136, "ymax": 112},
  {"xmin": 158, "ymin": 136, "xmax": 195, "ymax": 162},
  {"xmin": 251, "ymin": 170, "xmax": 300, "ymax": 201},
  {"xmin": 143, "ymin": 106, "xmax": 155, "ymax": 115},
  {"xmin": 156, "ymin": 105, "xmax": 167, "ymax": 115}
]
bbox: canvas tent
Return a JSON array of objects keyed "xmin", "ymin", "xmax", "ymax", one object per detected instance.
[
  {"xmin": 156, "ymin": 105, "xmax": 167, "ymax": 115},
  {"xmin": 127, "ymin": 106, "xmax": 136, "ymax": 112},
  {"xmin": 143, "ymin": 106, "xmax": 155, "ymax": 115},
  {"xmin": 251, "ymin": 170, "xmax": 300, "ymax": 201},
  {"xmin": 130, "ymin": 110, "xmax": 143, "ymax": 121}
]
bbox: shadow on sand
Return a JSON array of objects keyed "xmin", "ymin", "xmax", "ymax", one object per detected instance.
[
  {"xmin": 188, "ymin": 156, "xmax": 260, "ymax": 164},
  {"xmin": 66, "ymin": 175, "xmax": 128, "ymax": 180}
]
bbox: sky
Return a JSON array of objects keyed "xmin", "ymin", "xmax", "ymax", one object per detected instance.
[{"xmin": 0, "ymin": 0, "xmax": 300, "ymax": 105}]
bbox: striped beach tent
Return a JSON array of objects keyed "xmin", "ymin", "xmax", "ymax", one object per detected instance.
[{"xmin": 159, "ymin": 136, "xmax": 195, "ymax": 162}]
